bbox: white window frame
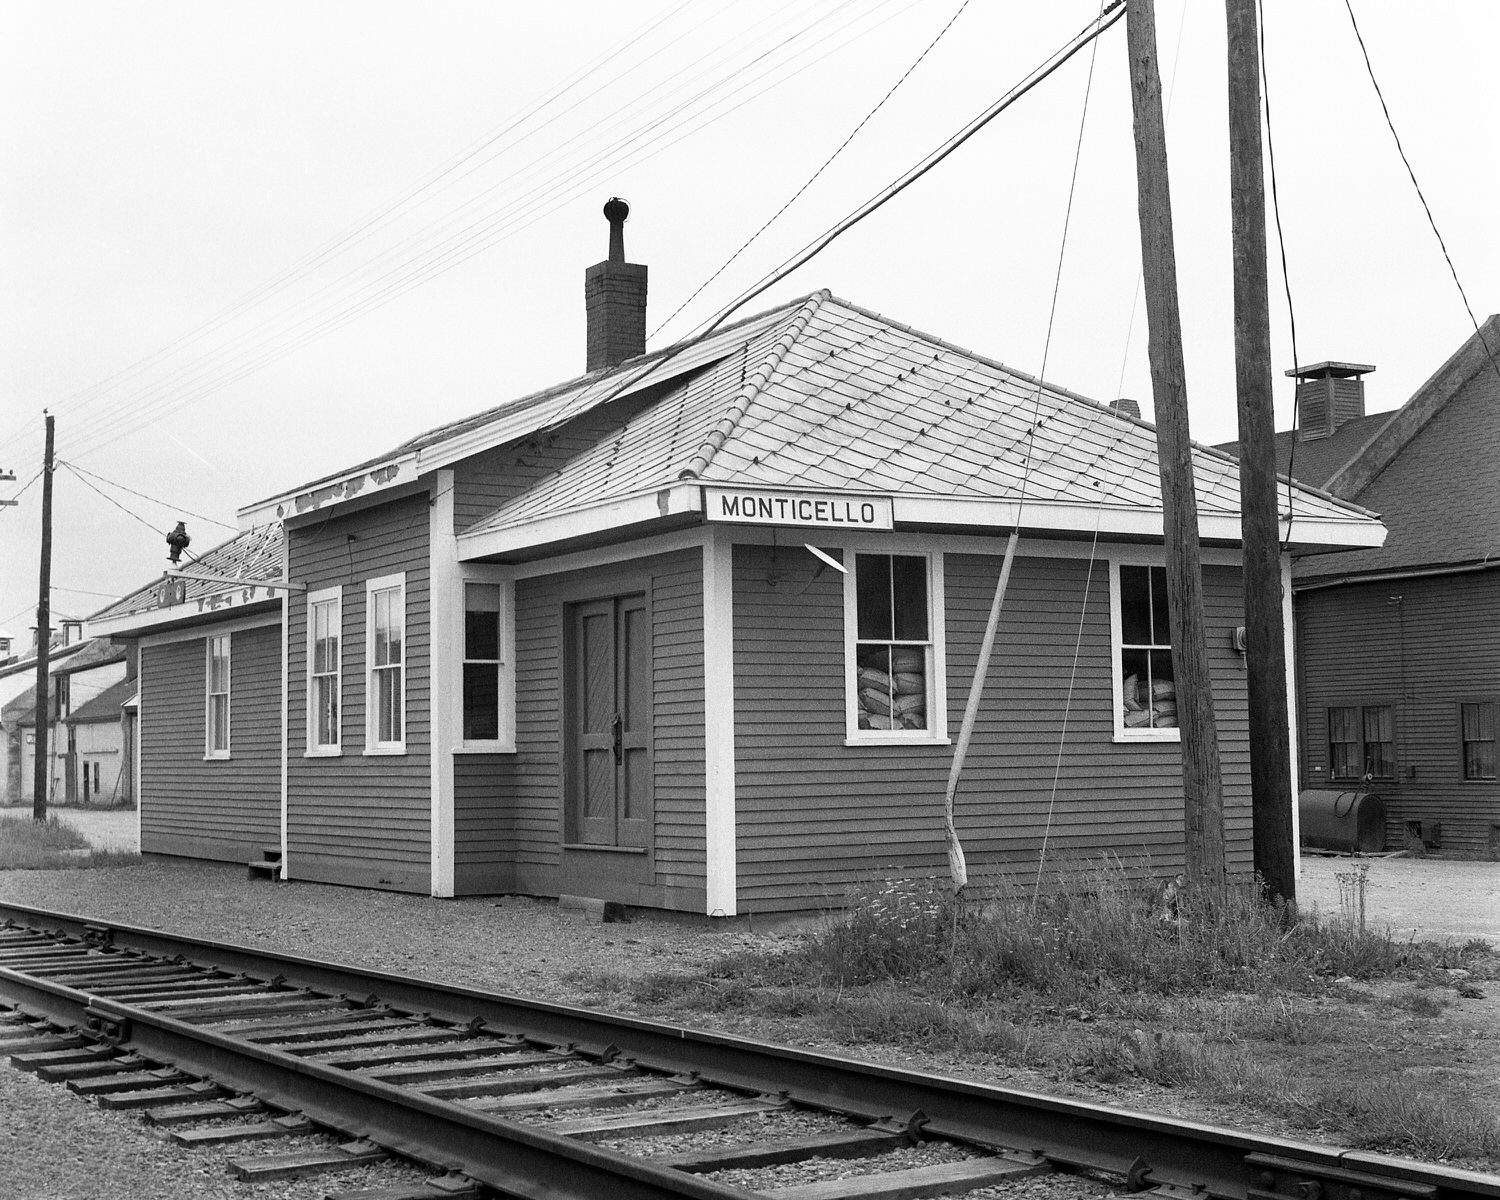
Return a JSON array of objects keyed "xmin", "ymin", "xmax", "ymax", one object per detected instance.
[
  {"xmin": 1109, "ymin": 557, "xmax": 1181, "ymax": 743},
  {"xmin": 306, "ymin": 585, "xmax": 343, "ymax": 757},
  {"xmin": 843, "ymin": 547, "xmax": 947, "ymax": 746},
  {"xmin": 365, "ymin": 572, "xmax": 407, "ymax": 755},
  {"xmin": 204, "ymin": 634, "xmax": 231, "ymax": 759},
  {"xmin": 457, "ymin": 573, "xmax": 515, "ymax": 752}
]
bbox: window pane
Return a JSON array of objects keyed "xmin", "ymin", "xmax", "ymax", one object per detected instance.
[
  {"xmin": 314, "ymin": 677, "xmax": 338, "ymax": 746},
  {"xmin": 856, "ymin": 645, "xmax": 926, "ymax": 731},
  {"xmin": 1462, "ymin": 702, "xmax": 1495, "ymax": 781},
  {"xmin": 463, "ymin": 663, "xmax": 499, "ymax": 740},
  {"xmin": 1120, "ymin": 566, "xmax": 1152, "ymax": 645},
  {"xmin": 376, "ymin": 667, "xmax": 402, "ymax": 742},
  {"xmin": 855, "ymin": 554, "xmax": 892, "ymax": 641},
  {"xmin": 1149, "ymin": 566, "xmax": 1171, "ymax": 645},
  {"xmin": 1363, "ymin": 706, "xmax": 1392, "ymax": 743},
  {"xmin": 1328, "ymin": 706, "xmax": 1359, "ymax": 779},
  {"xmin": 466, "ymin": 610, "xmax": 500, "ymax": 662},
  {"xmin": 890, "ymin": 555, "xmax": 928, "ymax": 641}
]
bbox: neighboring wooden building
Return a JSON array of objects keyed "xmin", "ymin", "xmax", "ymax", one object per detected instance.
[
  {"xmin": 91, "ymin": 220, "xmax": 1384, "ymax": 912},
  {"xmin": 1219, "ymin": 317, "xmax": 1500, "ymax": 857}
]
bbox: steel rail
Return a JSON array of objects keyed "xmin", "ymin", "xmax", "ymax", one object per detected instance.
[{"xmin": 3, "ymin": 900, "xmax": 1498, "ymax": 1200}]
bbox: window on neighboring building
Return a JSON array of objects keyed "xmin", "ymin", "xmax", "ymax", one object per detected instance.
[
  {"xmin": 366, "ymin": 574, "xmax": 405, "ymax": 752},
  {"xmin": 1116, "ymin": 563, "xmax": 1177, "ymax": 737},
  {"xmin": 1461, "ymin": 701, "xmax": 1496, "ymax": 781},
  {"xmin": 307, "ymin": 587, "xmax": 342, "ymax": 754},
  {"xmin": 1328, "ymin": 704, "xmax": 1395, "ymax": 781},
  {"xmin": 849, "ymin": 552, "xmax": 940, "ymax": 740},
  {"xmin": 463, "ymin": 582, "xmax": 502, "ymax": 742},
  {"xmin": 205, "ymin": 634, "xmax": 231, "ymax": 758}
]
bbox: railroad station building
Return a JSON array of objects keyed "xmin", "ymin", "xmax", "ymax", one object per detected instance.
[{"xmin": 89, "ymin": 217, "xmax": 1385, "ymax": 915}]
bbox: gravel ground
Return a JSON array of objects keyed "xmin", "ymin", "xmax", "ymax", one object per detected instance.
[{"xmin": 1, "ymin": 809, "xmax": 1496, "ymax": 1199}]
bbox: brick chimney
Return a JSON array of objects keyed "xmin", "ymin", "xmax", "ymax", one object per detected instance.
[
  {"xmin": 1285, "ymin": 361, "xmax": 1374, "ymax": 441},
  {"xmin": 584, "ymin": 198, "xmax": 647, "ymax": 372}
]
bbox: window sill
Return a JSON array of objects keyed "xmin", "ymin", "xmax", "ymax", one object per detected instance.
[
  {"xmin": 363, "ymin": 745, "xmax": 407, "ymax": 757},
  {"xmin": 203, "ymin": 752, "xmax": 232, "ymax": 762},
  {"xmin": 1113, "ymin": 729, "xmax": 1181, "ymax": 744},
  {"xmin": 562, "ymin": 843, "xmax": 648, "ymax": 855},
  {"xmin": 304, "ymin": 748, "xmax": 343, "ymax": 758},
  {"xmin": 455, "ymin": 742, "xmax": 516, "ymax": 755},
  {"xmin": 845, "ymin": 734, "xmax": 952, "ymax": 748}
]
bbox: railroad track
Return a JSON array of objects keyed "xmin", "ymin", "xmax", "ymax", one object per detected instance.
[{"xmin": 1, "ymin": 900, "xmax": 1496, "ymax": 1200}]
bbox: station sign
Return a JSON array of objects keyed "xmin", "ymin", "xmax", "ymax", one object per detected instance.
[{"xmin": 703, "ymin": 488, "xmax": 893, "ymax": 530}]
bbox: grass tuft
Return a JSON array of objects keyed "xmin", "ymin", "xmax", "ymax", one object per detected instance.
[{"xmin": 0, "ymin": 812, "xmax": 139, "ymax": 870}]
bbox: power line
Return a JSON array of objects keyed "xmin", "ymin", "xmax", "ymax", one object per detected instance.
[
  {"xmin": 1, "ymin": 1, "xmax": 904, "ymax": 467},
  {"xmin": 1342, "ymin": 0, "xmax": 1500, "ymax": 386},
  {"xmin": 57, "ymin": 460, "xmax": 237, "ymax": 531},
  {"xmin": 652, "ymin": 0, "xmax": 974, "ymax": 339},
  {"xmin": 56, "ymin": 462, "xmax": 166, "ymax": 538},
  {"xmin": 694, "ymin": 2, "xmax": 1126, "ymax": 341}
]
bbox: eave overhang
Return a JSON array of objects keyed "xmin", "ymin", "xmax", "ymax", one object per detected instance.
[{"xmin": 457, "ymin": 485, "xmax": 1387, "ymax": 562}]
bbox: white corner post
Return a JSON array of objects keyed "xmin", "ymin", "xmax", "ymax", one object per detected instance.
[
  {"xmin": 279, "ymin": 531, "xmax": 291, "ymax": 879},
  {"xmin": 702, "ymin": 529, "xmax": 737, "ymax": 917},
  {"xmin": 1281, "ymin": 552, "xmax": 1301, "ymax": 878},
  {"xmin": 430, "ymin": 470, "xmax": 459, "ymax": 898}
]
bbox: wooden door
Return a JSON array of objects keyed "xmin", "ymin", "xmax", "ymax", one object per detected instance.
[{"xmin": 568, "ymin": 594, "xmax": 650, "ymax": 849}]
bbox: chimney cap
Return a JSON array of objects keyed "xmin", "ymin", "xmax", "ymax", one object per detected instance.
[
  {"xmin": 603, "ymin": 196, "xmax": 630, "ymax": 224},
  {"xmin": 1285, "ymin": 360, "xmax": 1376, "ymax": 381}
]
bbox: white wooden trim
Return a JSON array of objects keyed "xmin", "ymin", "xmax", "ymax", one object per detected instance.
[
  {"xmin": 134, "ymin": 650, "xmax": 143, "ymax": 854},
  {"xmin": 138, "ymin": 611, "xmax": 280, "ymax": 647},
  {"xmin": 1108, "ymin": 560, "xmax": 1182, "ymax": 745},
  {"xmin": 430, "ymin": 472, "xmax": 458, "ymax": 898},
  {"xmin": 456, "ymin": 566, "xmax": 515, "ymax": 753},
  {"xmin": 702, "ymin": 529, "xmax": 737, "ymax": 917},
  {"xmin": 455, "ymin": 485, "xmax": 703, "ymax": 560},
  {"xmin": 279, "ymin": 531, "xmax": 290, "ymax": 879},
  {"xmin": 842, "ymin": 547, "xmax": 949, "ymax": 746},
  {"xmin": 501, "ymin": 528, "xmax": 712, "ymax": 580},
  {"xmin": 364, "ymin": 572, "xmax": 407, "ymax": 754},
  {"xmin": 89, "ymin": 589, "xmax": 286, "ymax": 638},
  {"xmin": 1282, "ymin": 553, "xmax": 1301, "ymax": 878},
  {"xmin": 237, "ymin": 452, "xmax": 422, "ymax": 527},
  {"xmin": 203, "ymin": 634, "xmax": 231, "ymax": 760},
  {"xmin": 305, "ymin": 586, "xmax": 343, "ymax": 757}
]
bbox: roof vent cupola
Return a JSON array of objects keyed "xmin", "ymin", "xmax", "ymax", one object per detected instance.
[
  {"xmin": 584, "ymin": 197, "xmax": 648, "ymax": 372},
  {"xmin": 1286, "ymin": 361, "xmax": 1374, "ymax": 441}
]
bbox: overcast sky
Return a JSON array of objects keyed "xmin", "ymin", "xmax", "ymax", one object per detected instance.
[{"xmin": 2, "ymin": 0, "xmax": 1495, "ymax": 640}]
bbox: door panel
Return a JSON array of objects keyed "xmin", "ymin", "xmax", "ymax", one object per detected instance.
[{"xmin": 567, "ymin": 594, "xmax": 652, "ymax": 851}]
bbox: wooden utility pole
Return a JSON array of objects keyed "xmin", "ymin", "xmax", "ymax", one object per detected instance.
[
  {"xmin": 1125, "ymin": 0, "xmax": 1227, "ymax": 897},
  {"xmin": 1226, "ymin": 0, "xmax": 1296, "ymax": 904},
  {"xmin": 32, "ymin": 412, "xmax": 55, "ymax": 822}
]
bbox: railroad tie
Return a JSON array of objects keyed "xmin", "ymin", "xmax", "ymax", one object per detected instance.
[
  {"xmin": 229, "ymin": 1138, "xmax": 387, "ymax": 1182},
  {"xmin": 324, "ymin": 1174, "xmax": 482, "ymax": 1200},
  {"xmin": 547, "ymin": 1095, "xmax": 785, "ymax": 1142},
  {"xmin": 173, "ymin": 1113, "xmax": 315, "ymax": 1147},
  {"xmin": 145, "ymin": 1095, "xmax": 267, "ymax": 1125},
  {"xmin": 653, "ymin": 1125, "xmax": 918, "ymax": 1174},
  {"xmin": 98, "ymin": 1079, "xmax": 229, "ymax": 1110},
  {"xmin": 68, "ymin": 1066, "xmax": 187, "ymax": 1096},
  {"xmin": 760, "ymin": 1154, "xmax": 1053, "ymax": 1200}
]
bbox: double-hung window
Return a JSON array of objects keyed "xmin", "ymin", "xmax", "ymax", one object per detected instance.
[
  {"xmin": 847, "ymin": 551, "xmax": 944, "ymax": 742},
  {"xmin": 1327, "ymin": 704, "xmax": 1395, "ymax": 782},
  {"xmin": 307, "ymin": 587, "xmax": 342, "ymax": 755},
  {"xmin": 366, "ymin": 573, "xmax": 405, "ymax": 753},
  {"xmin": 205, "ymin": 635, "xmax": 231, "ymax": 758},
  {"xmin": 1460, "ymin": 701, "xmax": 1496, "ymax": 781},
  {"xmin": 1113, "ymin": 563, "xmax": 1177, "ymax": 739},
  {"xmin": 463, "ymin": 582, "xmax": 503, "ymax": 743}
]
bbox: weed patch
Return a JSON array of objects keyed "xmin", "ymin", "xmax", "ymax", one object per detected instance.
[{"xmin": 0, "ymin": 813, "xmax": 139, "ymax": 870}]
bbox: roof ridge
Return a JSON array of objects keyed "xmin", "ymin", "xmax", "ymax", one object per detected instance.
[
  {"xmin": 1322, "ymin": 313, "xmax": 1500, "ymax": 500},
  {"xmin": 677, "ymin": 291, "xmax": 827, "ymax": 481}
]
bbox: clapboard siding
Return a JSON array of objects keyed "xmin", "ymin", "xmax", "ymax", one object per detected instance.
[
  {"xmin": 450, "ymin": 394, "xmax": 661, "ymax": 531},
  {"xmin": 732, "ymin": 545, "xmax": 1253, "ymax": 911},
  {"xmin": 1297, "ymin": 570, "xmax": 1500, "ymax": 855},
  {"xmin": 497, "ymin": 548, "xmax": 706, "ymax": 910},
  {"xmin": 140, "ymin": 622, "xmax": 281, "ymax": 862},
  {"xmin": 454, "ymin": 755, "xmax": 516, "ymax": 894},
  {"xmin": 286, "ymin": 493, "xmax": 432, "ymax": 892}
]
